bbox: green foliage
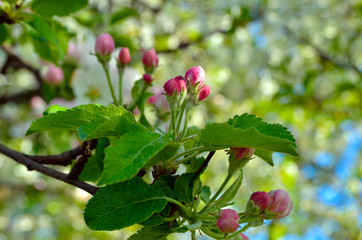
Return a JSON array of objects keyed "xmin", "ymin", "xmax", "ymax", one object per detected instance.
[
  {"xmin": 174, "ymin": 173, "xmax": 201, "ymax": 204},
  {"xmin": 128, "ymin": 223, "xmax": 173, "ymax": 240},
  {"xmin": 217, "ymin": 170, "xmax": 243, "ymax": 206},
  {"xmin": 200, "ymin": 185, "xmax": 211, "ymax": 203},
  {"xmin": 84, "ymin": 177, "xmax": 167, "ymax": 231},
  {"xmin": 199, "ymin": 114, "xmax": 298, "ymax": 157},
  {"xmin": 110, "ymin": 8, "xmax": 138, "ymax": 25},
  {"xmin": 31, "ymin": 0, "xmax": 88, "ymax": 17},
  {"xmin": 98, "ymin": 132, "xmax": 173, "ymax": 185},
  {"xmin": 79, "ymin": 155, "xmax": 102, "ymax": 182},
  {"xmin": 26, "ymin": 104, "xmax": 133, "ymax": 141},
  {"xmin": 0, "ymin": 23, "xmax": 7, "ymax": 43}
]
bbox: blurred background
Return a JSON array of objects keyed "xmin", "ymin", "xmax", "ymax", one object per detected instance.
[{"xmin": 0, "ymin": 0, "xmax": 361, "ymax": 239}]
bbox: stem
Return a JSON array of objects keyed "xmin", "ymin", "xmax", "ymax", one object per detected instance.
[
  {"xmin": 191, "ymin": 231, "xmax": 197, "ymax": 240},
  {"xmin": 168, "ymin": 146, "xmax": 225, "ymax": 163},
  {"xmin": 117, "ymin": 67, "xmax": 124, "ymax": 106},
  {"xmin": 127, "ymin": 81, "xmax": 147, "ymax": 112},
  {"xmin": 164, "ymin": 197, "xmax": 190, "ymax": 216},
  {"xmin": 101, "ymin": 63, "xmax": 118, "ymax": 106},
  {"xmin": 224, "ymin": 224, "xmax": 251, "ymax": 239},
  {"xmin": 169, "ymin": 152, "xmax": 200, "ymax": 168},
  {"xmin": 199, "ymin": 173, "xmax": 233, "ymax": 214},
  {"xmin": 176, "ymin": 102, "xmax": 187, "ymax": 135},
  {"xmin": 179, "ymin": 109, "xmax": 189, "ymax": 140}
]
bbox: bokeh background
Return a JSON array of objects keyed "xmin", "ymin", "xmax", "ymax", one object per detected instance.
[{"xmin": 0, "ymin": 0, "xmax": 361, "ymax": 239}]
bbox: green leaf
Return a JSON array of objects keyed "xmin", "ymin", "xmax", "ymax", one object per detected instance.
[
  {"xmin": 255, "ymin": 149, "xmax": 274, "ymax": 166},
  {"xmin": 110, "ymin": 8, "xmax": 138, "ymax": 25},
  {"xmin": 79, "ymin": 155, "xmax": 102, "ymax": 182},
  {"xmin": 185, "ymin": 219, "xmax": 202, "ymax": 231},
  {"xmin": 185, "ymin": 157, "xmax": 205, "ymax": 173},
  {"xmin": 95, "ymin": 138, "xmax": 109, "ymax": 170},
  {"xmin": 26, "ymin": 104, "xmax": 132, "ymax": 139},
  {"xmin": 128, "ymin": 223, "xmax": 173, "ymax": 240},
  {"xmin": 199, "ymin": 114, "xmax": 298, "ymax": 156},
  {"xmin": 31, "ymin": 0, "xmax": 88, "ymax": 17},
  {"xmin": 43, "ymin": 105, "xmax": 68, "ymax": 115},
  {"xmin": 0, "ymin": 23, "xmax": 7, "ymax": 43},
  {"xmin": 183, "ymin": 126, "xmax": 201, "ymax": 151},
  {"xmin": 200, "ymin": 185, "xmax": 211, "ymax": 203},
  {"xmin": 98, "ymin": 132, "xmax": 173, "ymax": 185},
  {"xmin": 147, "ymin": 142, "xmax": 181, "ymax": 167},
  {"xmin": 153, "ymin": 175, "xmax": 177, "ymax": 199},
  {"xmin": 140, "ymin": 204, "xmax": 170, "ymax": 227},
  {"xmin": 84, "ymin": 177, "xmax": 167, "ymax": 231},
  {"xmin": 218, "ymin": 170, "xmax": 243, "ymax": 205},
  {"xmin": 24, "ymin": 15, "xmax": 64, "ymax": 62},
  {"xmin": 173, "ymin": 173, "xmax": 201, "ymax": 204}
]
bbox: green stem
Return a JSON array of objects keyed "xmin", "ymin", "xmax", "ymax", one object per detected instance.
[
  {"xmin": 171, "ymin": 109, "xmax": 177, "ymax": 135},
  {"xmin": 164, "ymin": 197, "xmax": 190, "ymax": 216},
  {"xmin": 117, "ymin": 67, "xmax": 124, "ymax": 106},
  {"xmin": 169, "ymin": 152, "xmax": 200, "ymax": 168},
  {"xmin": 224, "ymin": 224, "xmax": 251, "ymax": 239},
  {"xmin": 191, "ymin": 231, "xmax": 197, "ymax": 240},
  {"xmin": 176, "ymin": 102, "xmax": 187, "ymax": 136},
  {"xmin": 168, "ymin": 146, "xmax": 225, "ymax": 163},
  {"xmin": 102, "ymin": 63, "xmax": 118, "ymax": 106},
  {"xmin": 179, "ymin": 109, "xmax": 189, "ymax": 141},
  {"xmin": 127, "ymin": 81, "xmax": 147, "ymax": 112},
  {"xmin": 201, "ymin": 227, "xmax": 225, "ymax": 239},
  {"xmin": 199, "ymin": 173, "xmax": 233, "ymax": 214}
]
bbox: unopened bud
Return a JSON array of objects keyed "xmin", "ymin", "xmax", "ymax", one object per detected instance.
[
  {"xmin": 143, "ymin": 74, "xmax": 153, "ymax": 84},
  {"xmin": 217, "ymin": 209, "xmax": 240, "ymax": 233},
  {"xmin": 164, "ymin": 76, "xmax": 186, "ymax": 96},
  {"xmin": 45, "ymin": 65, "xmax": 64, "ymax": 84},
  {"xmin": 246, "ymin": 191, "xmax": 271, "ymax": 213},
  {"xmin": 263, "ymin": 189, "xmax": 293, "ymax": 219},
  {"xmin": 185, "ymin": 66, "xmax": 205, "ymax": 88},
  {"xmin": 142, "ymin": 48, "xmax": 159, "ymax": 74},
  {"xmin": 95, "ymin": 33, "xmax": 114, "ymax": 63},
  {"xmin": 118, "ymin": 47, "xmax": 131, "ymax": 66},
  {"xmin": 230, "ymin": 148, "xmax": 255, "ymax": 161},
  {"xmin": 198, "ymin": 85, "xmax": 210, "ymax": 101}
]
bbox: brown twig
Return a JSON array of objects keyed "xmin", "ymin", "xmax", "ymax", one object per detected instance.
[
  {"xmin": 68, "ymin": 141, "xmax": 92, "ymax": 180},
  {"xmin": 0, "ymin": 142, "xmax": 99, "ymax": 195},
  {"xmin": 192, "ymin": 151, "xmax": 215, "ymax": 181},
  {"xmin": 0, "ymin": 45, "xmax": 43, "ymax": 105}
]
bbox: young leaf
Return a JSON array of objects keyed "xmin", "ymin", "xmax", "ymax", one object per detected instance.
[
  {"xmin": 200, "ymin": 185, "xmax": 211, "ymax": 203},
  {"xmin": 26, "ymin": 104, "xmax": 132, "ymax": 138},
  {"xmin": 146, "ymin": 142, "xmax": 181, "ymax": 167},
  {"xmin": 128, "ymin": 223, "xmax": 173, "ymax": 240},
  {"xmin": 31, "ymin": 0, "xmax": 88, "ymax": 17},
  {"xmin": 84, "ymin": 177, "xmax": 167, "ymax": 231},
  {"xmin": 173, "ymin": 173, "xmax": 201, "ymax": 204},
  {"xmin": 217, "ymin": 170, "xmax": 243, "ymax": 205},
  {"xmin": 98, "ymin": 132, "xmax": 173, "ymax": 185},
  {"xmin": 254, "ymin": 149, "xmax": 274, "ymax": 166},
  {"xmin": 78, "ymin": 155, "xmax": 102, "ymax": 182},
  {"xmin": 199, "ymin": 114, "xmax": 298, "ymax": 156}
]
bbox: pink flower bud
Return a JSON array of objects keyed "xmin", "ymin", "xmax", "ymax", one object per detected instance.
[
  {"xmin": 143, "ymin": 74, "xmax": 153, "ymax": 84},
  {"xmin": 230, "ymin": 147, "xmax": 255, "ymax": 161},
  {"xmin": 118, "ymin": 47, "xmax": 131, "ymax": 66},
  {"xmin": 198, "ymin": 85, "xmax": 210, "ymax": 101},
  {"xmin": 95, "ymin": 33, "xmax": 115, "ymax": 57},
  {"xmin": 185, "ymin": 66, "xmax": 205, "ymax": 87},
  {"xmin": 163, "ymin": 76, "xmax": 186, "ymax": 96},
  {"xmin": 248, "ymin": 191, "xmax": 271, "ymax": 211},
  {"xmin": 45, "ymin": 65, "xmax": 64, "ymax": 84},
  {"xmin": 266, "ymin": 189, "xmax": 293, "ymax": 218},
  {"xmin": 66, "ymin": 42, "xmax": 81, "ymax": 62},
  {"xmin": 142, "ymin": 48, "xmax": 159, "ymax": 68},
  {"xmin": 217, "ymin": 209, "xmax": 240, "ymax": 234}
]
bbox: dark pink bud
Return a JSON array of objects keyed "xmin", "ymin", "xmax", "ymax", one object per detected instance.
[
  {"xmin": 45, "ymin": 65, "xmax": 64, "ymax": 84},
  {"xmin": 118, "ymin": 48, "xmax": 131, "ymax": 66},
  {"xmin": 163, "ymin": 76, "xmax": 186, "ymax": 96},
  {"xmin": 143, "ymin": 74, "xmax": 153, "ymax": 84},
  {"xmin": 230, "ymin": 147, "xmax": 255, "ymax": 161},
  {"xmin": 217, "ymin": 209, "xmax": 240, "ymax": 233},
  {"xmin": 198, "ymin": 85, "xmax": 210, "ymax": 101},
  {"xmin": 185, "ymin": 66, "xmax": 205, "ymax": 87},
  {"xmin": 267, "ymin": 189, "xmax": 293, "ymax": 218},
  {"xmin": 95, "ymin": 33, "xmax": 115, "ymax": 57},
  {"xmin": 219, "ymin": 209, "xmax": 240, "ymax": 221},
  {"xmin": 142, "ymin": 48, "xmax": 159, "ymax": 68},
  {"xmin": 249, "ymin": 191, "xmax": 271, "ymax": 211},
  {"xmin": 240, "ymin": 233, "xmax": 249, "ymax": 240}
]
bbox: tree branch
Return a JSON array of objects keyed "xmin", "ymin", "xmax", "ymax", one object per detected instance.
[
  {"xmin": 24, "ymin": 139, "xmax": 97, "ymax": 166},
  {"xmin": 68, "ymin": 141, "xmax": 92, "ymax": 180},
  {"xmin": 0, "ymin": 142, "xmax": 99, "ymax": 195},
  {"xmin": 0, "ymin": 45, "xmax": 43, "ymax": 105},
  {"xmin": 193, "ymin": 151, "xmax": 216, "ymax": 181}
]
